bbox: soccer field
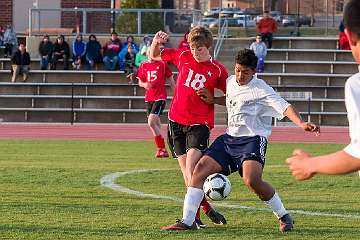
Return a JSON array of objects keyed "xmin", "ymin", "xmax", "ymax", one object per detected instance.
[{"xmin": 1, "ymin": 140, "xmax": 359, "ymax": 239}]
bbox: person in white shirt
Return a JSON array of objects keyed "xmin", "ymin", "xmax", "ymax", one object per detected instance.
[
  {"xmin": 249, "ymin": 34, "xmax": 267, "ymax": 72},
  {"xmin": 161, "ymin": 49, "xmax": 320, "ymax": 232},
  {"xmin": 286, "ymin": 0, "xmax": 360, "ymax": 180}
]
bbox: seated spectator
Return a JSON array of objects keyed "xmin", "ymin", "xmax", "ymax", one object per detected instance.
[
  {"xmin": 139, "ymin": 35, "xmax": 151, "ymax": 51},
  {"xmin": 103, "ymin": 32, "xmax": 122, "ymax": 70},
  {"xmin": 85, "ymin": 34, "xmax": 102, "ymax": 70},
  {"xmin": 11, "ymin": 43, "xmax": 30, "ymax": 82},
  {"xmin": 38, "ymin": 35, "xmax": 53, "ymax": 70},
  {"xmin": 256, "ymin": 11, "xmax": 277, "ymax": 49},
  {"xmin": 3, "ymin": 25, "xmax": 17, "ymax": 58},
  {"xmin": 177, "ymin": 31, "xmax": 190, "ymax": 50},
  {"xmin": 124, "ymin": 45, "xmax": 136, "ymax": 74},
  {"xmin": 249, "ymin": 34, "xmax": 267, "ymax": 73},
  {"xmin": 119, "ymin": 35, "xmax": 139, "ymax": 71},
  {"xmin": 72, "ymin": 34, "xmax": 87, "ymax": 70},
  {"xmin": 0, "ymin": 25, "xmax": 4, "ymax": 47},
  {"xmin": 51, "ymin": 35, "xmax": 70, "ymax": 70},
  {"xmin": 338, "ymin": 20, "xmax": 350, "ymax": 50},
  {"xmin": 135, "ymin": 45, "xmax": 149, "ymax": 67}
]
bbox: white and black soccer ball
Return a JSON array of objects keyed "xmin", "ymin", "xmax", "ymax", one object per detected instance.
[{"xmin": 203, "ymin": 173, "xmax": 231, "ymax": 201}]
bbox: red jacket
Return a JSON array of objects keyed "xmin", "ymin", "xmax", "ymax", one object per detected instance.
[
  {"xmin": 338, "ymin": 32, "xmax": 351, "ymax": 50},
  {"xmin": 256, "ymin": 17, "xmax": 277, "ymax": 33}
]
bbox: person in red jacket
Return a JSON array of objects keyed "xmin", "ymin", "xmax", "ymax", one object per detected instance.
[
  {"xmin": 338, "ymin": 20, "xmax": 351, "ymax": 50},
  {"xmin": 256, "ymin": 11, "xmax": 277, "ymax": 48}
]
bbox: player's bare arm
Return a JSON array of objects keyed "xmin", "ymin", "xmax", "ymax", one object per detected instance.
[
  {"xmin": 197, "ymin": 88, "xmax": 226, "ymax": 105},
  {"xmin": 286, "ymin": 149, "xmax": 360, "ymax": 181},
  {"xmin": 283, "ymin": 105, "xmax": 320, "ymax": 135},
  {"xmin": 138, "ymin": 80, "xmax": 152, "ymax": 90},
  {"xmin": 167, "ymin": 75, "xmax": 175, "ymax": 92},
  {"xmin": 149, "ymin": 31, "xmax": 168, "ymax": 61}
]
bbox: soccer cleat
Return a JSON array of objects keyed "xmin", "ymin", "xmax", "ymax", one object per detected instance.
[
  {"xmin": 279, "ymin": 213, "xmax": 294, "ymax": 232},
  {"xmin": 205, "ymin": 208, "xmax": 227, "ymax": 225},
  {"xmin": 161, "ymin": 219, "xmax": 199, "ymax": 231},
  {"xmin": 195, "ymin": 218, "xmax": 207, "ymax": 228},
  {"xmin": 156, "ymin": 148, "xmax": 169, "ymax": 158}
]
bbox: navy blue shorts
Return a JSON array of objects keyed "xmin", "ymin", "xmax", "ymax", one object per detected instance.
[{"xmin": 204, "ymin": 134, "xmax": 267, "ymax": 176}]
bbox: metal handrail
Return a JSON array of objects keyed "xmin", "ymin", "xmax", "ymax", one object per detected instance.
[
  {"xmin": 213, "ymin": 19, "xmax": 228, "ymax": 59},
  {"xmin": 28, "ymin": 8, "xmax": 202, "ymax": 36}
]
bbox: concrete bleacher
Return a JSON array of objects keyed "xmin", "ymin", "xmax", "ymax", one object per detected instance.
[
  {"xmin": 0, "ymin": 36, "xmax": 356, "ymax": 125},
  {"xmin": 214, "ymin": 37, "xmax": 353, "ymax": 126}
]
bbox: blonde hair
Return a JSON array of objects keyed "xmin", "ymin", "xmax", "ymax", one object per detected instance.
[{"xmin": 187, "ymin": 26, "xmax": 213, "ymax": 49}]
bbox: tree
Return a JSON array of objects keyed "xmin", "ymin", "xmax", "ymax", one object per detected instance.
[{"xmin": 116, "ymin": 0, "xmax": 164, "ymax": 34}]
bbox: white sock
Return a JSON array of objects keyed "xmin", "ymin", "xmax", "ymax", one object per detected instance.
[
  {"xmin": 264, "ymin": 192, "xmax": 288, "ymax": 219},
  {"xmin": 182, "ymin": 187, "xmax": 204, "ymax": 226}
]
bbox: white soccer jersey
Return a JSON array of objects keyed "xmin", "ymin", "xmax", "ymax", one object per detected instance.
[
  {"xmin": 225, "ymin": 75, "xmax": 290, "ymax": 138},
  {"xmin": 343, "ymin": 70, "xmax": 360, "ymax": 159}
]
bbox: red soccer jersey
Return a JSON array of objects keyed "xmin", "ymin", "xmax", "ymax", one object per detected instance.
[
  {"xmin": 161, "ymin": 48, "xmax": 228, "ymax": 129},
  {"xmin": 136, "ymin": 60, "xmax": 173, "ymax": 102}
]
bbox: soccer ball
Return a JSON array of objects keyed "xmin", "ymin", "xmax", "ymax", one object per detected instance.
[{"xmin": 203, "ymin": 173, "xmax": 231, "ymax": 201}]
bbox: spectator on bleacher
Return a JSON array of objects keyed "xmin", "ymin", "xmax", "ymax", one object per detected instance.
[
  {"xmin": 85, "ymin": 34, "xmax": 102, "ymax": 70},
  {"xmin": 0, "ymin": 25, "xmax": 4, "ymax": 47},
  {"xmin": 177, "ymin": 31, "xmax": 190, "ymax": 50},
  {"xmin": 3, "ymin": 25, "xmax": 17, "ymax": 58},
  {"xmin": 38, "ymin": 35, "xmax": 53, "ymax": 70},
  {"xmin": 256, "ymin": 11, "xmax": 277, "ymax": 49},
  {"xmin": 51, "ymin": 35, "xmax": 70, "ymax": 70},
  {"xmin": 139, "ymin": 35, "xmax": 151, "ymax": 52},
  {"xmin": 250, "ymin": 34, "xmax": 267, "ymax": 73},
  {"xmin": 103, "ymin": 32, "xmax": 122, "ymax": 70},
  {"xmin": 72, "ymin": 34, "xmax": 87, "ymax": 70},
  {"xmin": 11, "ymin": 43, "xmax": 30, "ymax": 82},
  {"xmin": 135, "ymin": 45, "xmax": 149, "ymax": 67},
  {"xmin": 338, "ymin": 20, "xmax": 350, "ymax": 50},
  {"xmin": 124, "ymin": 45, "xmax": 136, "ymax": 74},
  {"xmin": 119, "ymin": 35, "xmax": 139, "ymax": 71}
]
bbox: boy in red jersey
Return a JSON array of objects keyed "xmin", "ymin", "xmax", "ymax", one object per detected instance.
[
  {"xmin": 135, "ymin": 49, "xmax": 175, "ymax": 158},
  {"xmin": 150, "ymin": 26, "xmax": 228, "ymax": 227}
]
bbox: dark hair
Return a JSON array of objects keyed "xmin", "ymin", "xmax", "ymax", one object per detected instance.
[
  {"xmin": 111, "ymin": 31, "xmax": 118, "ymax": 35},
  {"xmin": 344, "ymin": 0, "xmax": 360, "ymax": 36},
  {"xmin": 89, "ymin": 34, "xmax": 97, "ymax": 40},
  {"xmin": 235, "ymin": 49, "xmax": 258, "ymax": 69}
]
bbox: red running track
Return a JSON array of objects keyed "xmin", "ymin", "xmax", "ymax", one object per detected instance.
[{"xmin": 0, "ymin": 123, "xmax": 349, "ymax": 144}]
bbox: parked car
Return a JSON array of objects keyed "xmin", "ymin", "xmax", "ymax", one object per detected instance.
[
  {"xmin": 209, "ymin": 18, "xmax": 240, "ymax": 28},
  {"xmin": 299, "ymin": 15, "xmax": 312, "ymax": 26},
  {"xmin": 192, "ymin": 17, "xmax": 218, "ymax": 28},
  {"xmin": 203, "ymin": 8, "xmax": 220, "ymax": 17},
  {"xmin": 270, "ymin": 11, "xmax": 283, "ymax": 23},
  {"xmin": 233, "ymin": 14, "xmax": 256, "ymax": 27},
  {"xmin": 282, "ymin": 15, "xmax": 313, "ymax": 27},
  {"xmin": 282, "ymin": 15, "xmax": 296, "ymax": 27},
  {"xmin": 220, "ymin": 8, "xmax": 241, "ymax": 18}
]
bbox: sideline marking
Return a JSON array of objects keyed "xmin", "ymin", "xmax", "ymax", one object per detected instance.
[{"xmin": 100, "ymin": 169, "xmax": 360, "ymax": 219}]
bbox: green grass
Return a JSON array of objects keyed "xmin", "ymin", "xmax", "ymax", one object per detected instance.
[{"xmin": 0, "ymin": 140, "xmax": 359, "ymax": 239}]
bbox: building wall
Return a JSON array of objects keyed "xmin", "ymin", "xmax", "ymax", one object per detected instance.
[
  {"xmin": 0, "ymin": 0, "xmax": 13, "ymax": 27},
  {"xmin": 61, "ymin": 0, "xmax": 112, "ymax": 33}
]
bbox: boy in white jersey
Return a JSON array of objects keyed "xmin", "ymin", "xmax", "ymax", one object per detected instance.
[
  {"xmin": 162, "ymin": 49, "xmax": 320, "ymax": 232},
  {"xmin": 286, "ymin": 0, "xmax": 360, "ymax": 180}
]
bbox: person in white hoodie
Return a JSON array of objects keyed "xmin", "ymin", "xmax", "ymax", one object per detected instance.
[{"xmin": 249, "ymin": 34, "xmax": 267, "ymax": 73}]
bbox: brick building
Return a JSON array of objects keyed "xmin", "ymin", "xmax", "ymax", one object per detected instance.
[{"xmin": 0, "ymin": 0, "xmax": 13, "ymax": 28}]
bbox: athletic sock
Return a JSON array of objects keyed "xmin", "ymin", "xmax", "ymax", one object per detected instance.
[
  {"xmin": 182, "ymin": 187, "xmax": 204, "ymax": 226},
  {"xmin": 200, "ymin": 196, "xmax": 211, "ymax": 213},
  {"xmin": 196, "ymin": 207, "xmax": 200, "ymax": 220},
  {"xmin": 264, "ymin": 192, "xmax": 288, "ymax": 219},
  {"xmin": 154, "ymin": 135, "xmax": 165, "ymax": 149}
]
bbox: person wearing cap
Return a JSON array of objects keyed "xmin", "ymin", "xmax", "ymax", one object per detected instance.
[
  {"xmin": 51, "ymin": 35, "xmax": 70, "ymax": 70},
  {"xmin": 38, "ymin": 35, "xmax": 53, "ymax": 70}
]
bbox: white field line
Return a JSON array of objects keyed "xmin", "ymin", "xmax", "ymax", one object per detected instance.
[{"xmin": 100, "ymin": 169, "xmax": 360, "ymax": 220}]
